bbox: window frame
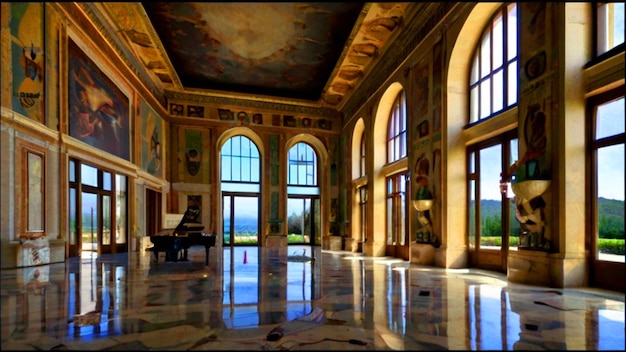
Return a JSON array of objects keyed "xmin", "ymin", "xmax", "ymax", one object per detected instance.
[
  {"xmin": 387, "ymin": 90, "xmax": 407, "ymax": 163},
  {"xmin": 287, "ymin": 142, "xmax": 318, "ymax": 187},
  {"xmin": 468, "ymin": 2, "xmax": 519, "ymax": 126},
  {"xmin": 587, "ymin": 86, "xmax": 625, "ymax": 261}
]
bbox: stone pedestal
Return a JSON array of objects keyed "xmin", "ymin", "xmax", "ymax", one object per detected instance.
[
  {"xmin": 265, "ymin": 235, "xmax": 288, "ymax": 248},
  {"xmin": 17, "ymin": 237, "xmax": 50, "ymax": 267},
  {"xmin": 265, "ymin": 235, "xmax": 287, "ymax": 264},
  {"xmin": 410, "ymin": 243, "xmax": 435, "ymax": 265},
  {"xmin": 329, "ymin": 236, "xmax": 342, "ymax": 251}
]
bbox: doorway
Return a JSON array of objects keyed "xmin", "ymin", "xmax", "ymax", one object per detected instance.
[
  {"xmin": 467, "ymin": 130, "xmax": 518, "ymax": 272},
  {"xmin": 223, "ymin": 194, "xmax": 260, "ymax": 246},
  {"xmin": 68, "ymin": 159, "xmax": 128, "ymax": 257},
  {"xmin": 287, "ymin": 197, "xmax": 321, "ymax": 245},
  {"xmin": 385, "ymin": 172, "xmax": 409, "ymax": 260}
]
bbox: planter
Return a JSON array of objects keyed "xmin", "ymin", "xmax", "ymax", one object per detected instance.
[
  {"xmin": 511, "ymin": 180, "xmax": 550, "ymax": 200},
  {"xmin": 412, "ymin": 199, "xmax": 433, "ymax": 211}
]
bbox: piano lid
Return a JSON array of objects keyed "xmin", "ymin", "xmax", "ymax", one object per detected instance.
[
  {"xmin": 160, "ymin": 206, "xmax": 205, "ymax": 232},
  {"xmin": 162, "ymin": 213, "xmax": 186, "ymax": 230}
]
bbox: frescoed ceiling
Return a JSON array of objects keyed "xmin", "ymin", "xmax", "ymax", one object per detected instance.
[
  {"xmin": 141, "ymin": 2, "xmax": 364, "ymax": 102},
  {"xmin": 77, "ymin": 2, "xmax": 424, "ymax": 115}
]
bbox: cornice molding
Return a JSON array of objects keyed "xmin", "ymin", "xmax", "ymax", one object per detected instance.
[
  {"xmin": 341, "ymin": 2, "xmax": 459, "ymax": 119},
  {"xmin": 65, "ymin": 3, "xmax": 167, "ymax": 107},
  {"xmin": 165, "ymin": 90, "xmax": 343, "ymax": 119}
]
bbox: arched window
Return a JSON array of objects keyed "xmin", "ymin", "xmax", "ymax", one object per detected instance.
[
  {"xmin": 387, "ymin": 90, "xmax": 407, "ymax": 163},
  {"xmin": 469, "ymin": 3, "xmax": 518, "ymax": 124},
  {"xmin": 385, "ymin": 89, "xmax": 408, "ymax": 257},
  {"xmin": 466, "ymin": 3, "xmax": 519, "ymax": 272},
  {"xmin": 221, "ymin": 135, "xmax": 260, "ymax": 186},
  {"xmin": 220, "ymin": 135, "xmax": 261, "ymax": 246},
  {"xmin": 360, "ymin": 133, "xmax": 366, "ymax": 178},
  {"xmin": 287, "ymin": 142, "xmax": 320, "ymax": 245},
  {"xmin": 288, "ymin": 142, "xmax": 317, "ymax": 187}
]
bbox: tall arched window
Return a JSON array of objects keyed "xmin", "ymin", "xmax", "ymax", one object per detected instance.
[
  {"xmin": 360, "ymin": 134, "xmax": 366, "ymax": 178},
  {"xmin": 385, "ymin": 89, "xmax": 408, "ymax": 258},
  {"xmin": 221, "ymin": 135, "xmax": 261, "ymax": 246},
  {"xmin": 387, "ymin": 90, "xmax": 407, "ymax": 163},
  {"xmin": 287, "ymin": 142, "xmax": 320, "ymax": 245},
  {"xmin": 358, "ymin": 132, "xmax": 367, "ymax": 245},
  {"xmin": 469, "ymin": 3, "xmax": 518, "ymax": 124},
  {"xmin": 466, "ymin": 3, "xmax": 519, "ymax": 273},
  {"xmin": 288, "ymin": 142, "xmax": 317, "ymax": 187}
]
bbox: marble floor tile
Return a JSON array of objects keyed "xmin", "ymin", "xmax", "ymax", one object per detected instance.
[{"xmin": 1, "ymin": 245, "xmax": 624, "ymax": 350}]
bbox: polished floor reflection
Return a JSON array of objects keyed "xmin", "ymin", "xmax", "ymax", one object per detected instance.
[{"xmin": 1, "ymin": 245, "xmax": 624, "ymax": 350}]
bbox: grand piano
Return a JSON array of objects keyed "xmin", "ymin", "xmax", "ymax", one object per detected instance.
[{"xmin": 149, "ymin": 207, "xmax": 216, "ymax": 266}]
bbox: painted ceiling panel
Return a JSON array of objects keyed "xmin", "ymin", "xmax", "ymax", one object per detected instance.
[{"xmin": 141, "ymin": 2, "xmax": 365, "ymax": 101}]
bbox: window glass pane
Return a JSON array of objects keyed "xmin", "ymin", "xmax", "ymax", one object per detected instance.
[
  {"xmin": 597, "ymin": 144, "xmax": 625, "ymax": 261},
  {"xmin": 241, "ymin": 137, "xmax": 250, "ymax": 157},
  {"xmin": 493, "ymin": 70, "xmax": 504, "ymax": 112},
  {"xmin": 103, "ymin": 195, "xmax": 111, "ymax": 245},
  {"xmin": 69, "ymin": 159, "xmax": 76, "ymax": 183},
  {"xmin": 232, "ymin": 156, "xmax": 241, "ymax": 180},
  {"xmin": 287, "ymin": 185, "xmax": 319, "ymax": 196},
  {"xmin": 507, "ymin": 4, "xmax": 518, "ymax": 61},
  {"xmin": 81, "ymin": 163, "xmax": 98, "ymax": 187},
  {"xmin": 70, "ymin": 188, "xmax": 77, "ymax": 245},
  {"xmin": 251, "ymin": 158, "xmax": 260, "ymax": 182},
  {"xmin": 115, "ymin": 174, "xmax": 127, "ymax": 245},
  {"xmin": 480, "ymin": 32, "xmax": 491, "ymax": 78},
  {"xmin": 469, "ymin": 180, "xmax": 476, "ymax": 250},
  {"xmin": 480, "ymin": 145, "xmax": 502, "ymax": 248},
  {"xmin": 232, "ymin": 136, "xmax": 241, "ymax": 155},
  {"xmin": 223, "ymin": 182, "xmax": 260, "ymax": 193},
  {"xmin": 510, "ymin": 138, "xmax": 519, "ymax": 165},
  {"xmin": 103, "ymin": 171, "xmax": 112, "ymax": 191},
  {"xmin": 596, "ymin": 97, "xmax": 625, "ymax": 139},
  {"xmin": 222, "ymin": 156, "xmax": 231, "ymax": 180},
  {"xmin": 480, "ymin": 78, "xmax": 491, "ymax": 119},
  {"xmin": 507, "ymin": 62, "xmax": 518, "ymax": 106},
  {"xmin": 492, "ymin": 13, "xmax": 504, "ymax": 70},
  {"xmin": 597, "ymin": 2, "xmax": 625, "ymax": 55},
  {"xmin": 471, "ymin": 53, "xmax": 479, "ymax": 84},
  {"xmin": 223, "ymin": 139, "xmax": 231, "ymax": 154},
  {"xmin": 400, "ymin": 132, "xmax": 407, "ymax": 158},
  {"xmin": 241, "ymin": 159, "xmax": 251, "ymax": 182}
]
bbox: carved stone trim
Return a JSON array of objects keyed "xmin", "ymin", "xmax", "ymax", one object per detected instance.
[
  {"xmin": 342, "ymin": 2, "xmax": 458, "ymax": 119},
  {"xmin": 165, "ymin": 90, "xmax": 342, "ymax": 119}
]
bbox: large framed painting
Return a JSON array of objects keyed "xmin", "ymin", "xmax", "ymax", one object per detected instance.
[
  {"xmin": 139, "ymin": 99, "xmax": 164, "ymax": 178},
  {"xmin": 68, "ymin": 39, "xmax": 130, "ymax": 160}
]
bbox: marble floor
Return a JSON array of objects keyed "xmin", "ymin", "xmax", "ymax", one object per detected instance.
[{"xmin": 1, "ymin": 245, "xmax": 624, "ymax": 351}]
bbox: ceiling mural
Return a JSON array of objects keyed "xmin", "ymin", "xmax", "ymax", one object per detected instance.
[
  {"xmin": 82, "ymin": 2, "xmax": 417, "ymax": 115},
  {"xmin": 141, "ymin": 2, "xmax": 364, "ymax": 102}
]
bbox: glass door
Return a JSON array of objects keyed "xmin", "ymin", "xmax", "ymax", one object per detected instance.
[
  {"xmin": 386, "ymin": 172, "xmax": 409, "ymax": 260},
  {"xmin": 287, "ymin": 197, "xmax": 320, "ymax": 245},
  {"xmin": 468, "ymin": 130, "xmax": 517, "ymax": 272},
  {"xmin": 81, "ymin": 192, "xmax": 98, "ymax": 254},
  {"xmin": 223, "ymin": 194, "xmax": 259, "ymax": 246},
  {"xmin": 588, "ymin": 88, "xmax": 625, "ymax": 292}
]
